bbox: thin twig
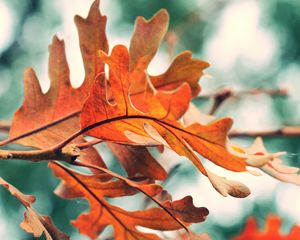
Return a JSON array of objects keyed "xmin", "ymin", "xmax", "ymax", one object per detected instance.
[
  {"xmin": 198, "ymin": 88, "xmax": 288, "ymax": 115},
  {"xmin": 0, "ymin": 120, "xmax": 10, "ymax": 132},
  {"xmin": 229, "ymin": 127, "xmax": 300, "ymax": 138},
  {"xmin": 198, "ymin": 88, "xmax": 288, "ymax": 99}
]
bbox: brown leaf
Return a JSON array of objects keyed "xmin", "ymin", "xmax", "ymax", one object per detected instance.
[
  {"xmin": 9, "ymin": 0, "xmax": 107, "ymax": 168},
  {"xmin": 128, "ymin": 9, "xmax": 208, "ymax": 97},
  {"xmin": 49, "ymin": 162, "xmax": 208, "ymax": 240},
  {"xmin": 149, "ymin": 52, "xmax": 209, "ymax": 97},
  {"xmin": 108, "ymin": 143, "xmax": 167, "ymax": 180},
  {"xmin": 163, "ymin": 196, "xmax": 208, "ymax": 223},
  {"xmin": 0, "ymin": 178, "xmax": 69, "ymax": 240},
  {"xmin": 129, "ymin": 9, "xmax": 169, "ymax": 72},
  {"xmin": 74, "ymin": 0, "xmax": 108, "ymax": 83}
]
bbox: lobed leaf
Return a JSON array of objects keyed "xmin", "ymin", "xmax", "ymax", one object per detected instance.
[
  {"xmin": 0, "ymin": 178, "xmax": 69, "ymax": 240},
  {"xmin": 49, "ymin": 162, "xmax": 208, "ymax": 240},
  {"xmin": 80, "ymin": 45, "xmax": 250, "ymax": 198},
  {"xmin": 234, "ymin": 215, "xmax": 300, "ymax": 240},
  {"xmin": 9, "ymin": 1, "xmax": 108, "ymax": 168}
]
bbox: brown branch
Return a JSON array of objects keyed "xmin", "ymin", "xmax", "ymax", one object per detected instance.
[
  {"xmin": 197, "ymin": 88, "xmax": 288, "ymax": 115},
  {"xmin": 199, "ymin": 88, "xmax": 288, "ymax": 100},
  {"xmin": 0, "ymin": 120, "xmax": 10, "ymax": 132},
  {"xmin": 229, "ymin": 127, "xmax": 300, "ymax": 138},
  {"xmin": 0, "ymin": 144, "xmax": 80, "ymax": 162}
]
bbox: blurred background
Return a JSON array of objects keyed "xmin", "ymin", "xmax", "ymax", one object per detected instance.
[{"xmin": 0, "ymin": 0, "xmax": 300, "ymax": 239}]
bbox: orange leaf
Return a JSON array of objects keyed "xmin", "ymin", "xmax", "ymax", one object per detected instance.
[
  {"xmin": 80, "ymin": 45, "xmax": 249, "ymax": 198},
  {"xmin": 0, "ymin": 178, "xmax": 69, "ymax": 240},
  {"xmin": 107, "ymin": 143, "xmax": 167, "ymax": 180},
  {"xmin": 9, "ymin": 0, "xmax": 107, "ymax": 168},
  {"xmin": 128, "ymin": 9, "xmax": 209, "ymax": 97},
  {"xmin": 234, "ymin": 215, "xmax": 300, "ymax": 240},
  {"xmin": 49, "ymin": 162, "xmax": 208, "ymax": 240}
]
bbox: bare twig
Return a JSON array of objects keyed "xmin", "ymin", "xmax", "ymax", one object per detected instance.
[
  {"xmin": 229, "ymin": 127, "xmax": 300, "ymax": 138},
  {"xmin": 0, "ymin": 120, "xmax": 10, "ymax": 132},
  {"xmin": 198, "ymin": 88, "xmax": 288, "ymax": 100},
  {"xmin": 198, "ymin": 88, "xmax": 288, "ymax": 115}
]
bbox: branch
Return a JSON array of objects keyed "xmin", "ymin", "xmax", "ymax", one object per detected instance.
[
  {"xmin": 0, "ymin": 120, "xmax": 10, "ymax": 132},
  {"xmin": 229, "ymin": 127, "xmax": 300, "ymax": 138},
  {"xmin": 197, "ymin": 88, "xmax": 288, "ymax": 115},
  {"xmin": 0, "ymin": 144, "xmax": 80, "ymax": 162}
]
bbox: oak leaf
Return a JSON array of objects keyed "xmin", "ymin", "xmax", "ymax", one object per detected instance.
[
  {"xmin": 9, "ymin": 0, "xmax": 108, "ymax": 167},
  {"xmin": 128, "ymin": 9, "xmax": 208, "ymax": 97},
  {"xmin": 107, "ymin": 143, "xmax": 167, "ymax": 180},
  {"xmin": 80, "ymin": 45, "xmax": 250, "ymax": 198},
  {"xmin": 230, "ymin": 137, "xmax": 300, "ymax": 185},
  {"xmin": 234, "ymin": 215, "xmax": 300, "ymax": 240},
  {"xmin": 49, "ymin": 162, "xmax": 208, "ymax": 240},
  {"xmin": 0, "ymin": 178, "xmax": 69, "ymax": 240},
  {"xmin": 109, "ymin": 7, "xmax": 208, "ymax": 179}
]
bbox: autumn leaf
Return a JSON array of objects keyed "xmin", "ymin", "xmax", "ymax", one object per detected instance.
[
  {"xmin": 230, "ymin": 137, "xmax": 300, "ymax": 185},
  {"xmin": 0, "ymin": 178, "xmax": 69, "ymax": 240},
  {"xmin": 49, "ymin": 162, "xmax": 208, "ymax": 240},
  {"xmin": 178, "ymin": 231, "xmax": 211, "ymax": 240},
  {"xmin": 128, "ymin": 9, "xmax": 209, "ymax": 97},
  {"xmin": 233, "ymin": 215, "xmax": 300, "ymax": 240},
  {"xmin": 183, "ymin": 103, "xmax": 215, "ymax": 126},
  {"xmin": 79, "ymin": 44, "xmax": 251, "ymax": 198},
  {"xmin": 7, "ymin": 0, "xmax": 208, "ymax": 181},
  {"xmin": 107, "ymin": 143, "xmax": 167, "ymax": 180},
  {"xmin": 8, "ymin": 0, "xmax": 107, "ymax": 168},
  {"xmin": 109, "ymin": 7, "xmax": 207, "ymax": 180}
]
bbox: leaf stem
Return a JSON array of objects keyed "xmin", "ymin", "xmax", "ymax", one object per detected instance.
[{"xmin": 76, "ymin": 139, "xmax": 103, "ymax": 149}]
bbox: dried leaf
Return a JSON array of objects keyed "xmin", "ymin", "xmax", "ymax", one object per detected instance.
[
  {"xmin": 128, "ymin": 8, "xmax": 208, "ymax": 97},
  {"xmin": 80, "ymin": 45, "xmax": 249, "ymax": 197},
  {"xmin": 0, "ymin": 178, "xmax": 69, "ymax": 240},
  {"xmin": 232, "ymin": 137, "xmax": 300, "ymax": 185},
  {"xmin": 107, "ymin": 143, "xmax": 167, "ymax": 180},
  {"xmin": 50, "ymin": 162, "xmax": 208, "ymax": 240},
  {"xmin": 9, "ymin": 0, "xmax": 107, "ymax": 168},
  {"xmin": 183, "ymin": 103, "xmax": 215, "ymax": 126}
]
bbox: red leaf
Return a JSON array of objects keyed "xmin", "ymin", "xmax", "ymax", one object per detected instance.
[
  {"xmin": 49, "ymin": 162, "xmax": 208, "ymax": 240},
  {"xmin": 234, "ymin": 215, "xmax": 300, "ymax": 240}
]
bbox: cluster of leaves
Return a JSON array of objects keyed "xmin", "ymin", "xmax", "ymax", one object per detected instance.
[{"xmin": 0, "ymin": 0, "xmax": 300, "ymax": 239}]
